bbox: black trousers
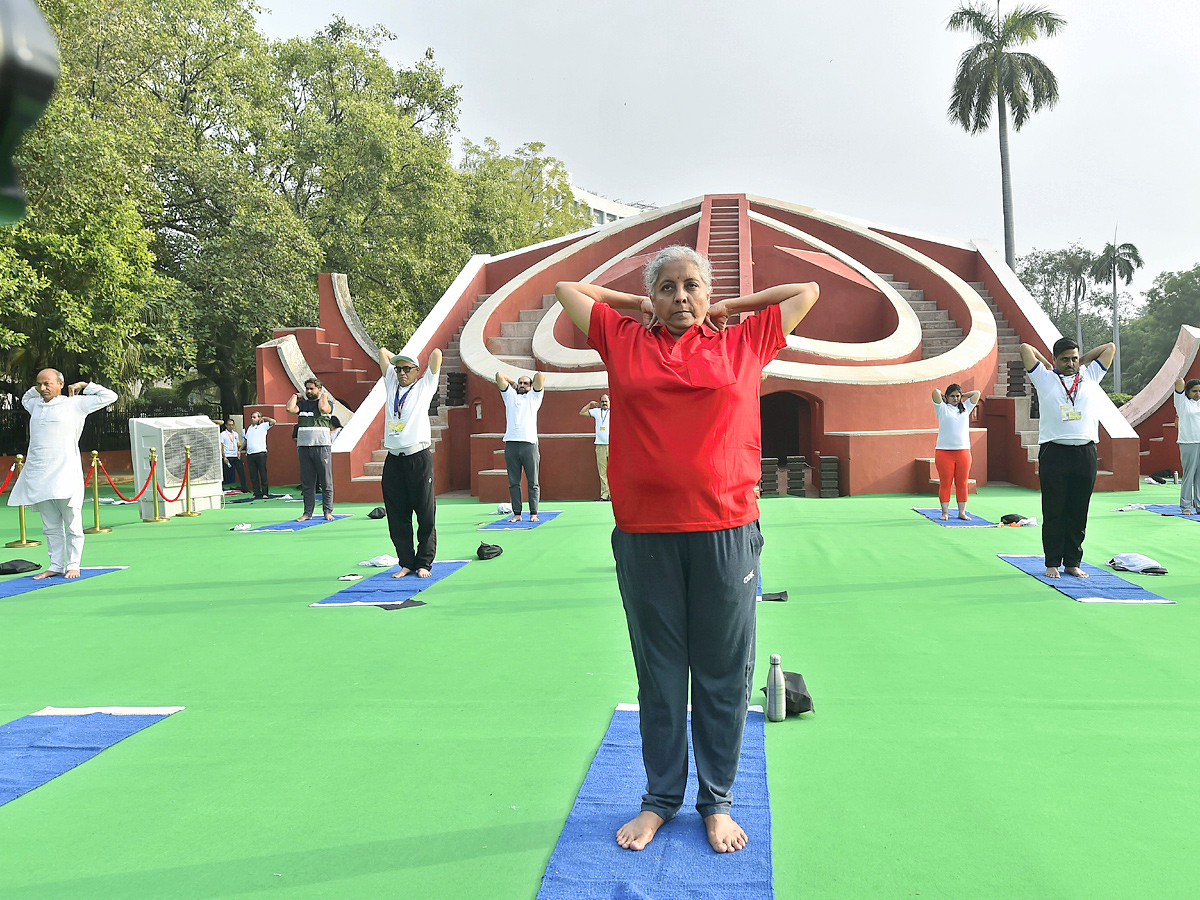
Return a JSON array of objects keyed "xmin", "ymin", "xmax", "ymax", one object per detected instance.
[
  {"xmin": 222, "ymin": 456, "xmax": 248, "ymax": 491},
  {"xmin": 1038, "ymin": 441, "xmax": 1098, "ymax": 569},
  {"xmin": 381, "ymin": 448, "xmax": 437, "ymax": 570},
  {"xmin": 611, "ymin": 522, "xmax": 763, "ymax": 819},
  {"xmin": 246, "ymin": 452, "xmax": 269, "ymax": 497}
]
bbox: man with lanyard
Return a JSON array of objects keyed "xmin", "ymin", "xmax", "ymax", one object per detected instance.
[
  {"xmin": 1020, "ymin": 338, "xmax": 1116, "ymax": 579},
  {"xmin": 377, "ymin": 346, "xmax": 442, "ymax": 577},
  {"xmin": 579, "ymin": 394, "xmax": 611, "ymax": 500},
  {"xmin": 495, "ymin": 370, "xmax": 545, "ymax": 523},
  {"xmin": 220, "ymin": 418, "xmax": 248, "ymax": 492},
  {"xmin": 8, "ymin": 369, "xmax": 117, "ymax": 579},
  {"xmin": 243, "ymin": 411, "xmax": 276, "ymax": 499},
  {"xmin": 285, "ymin": 378, "xmax": 335, "ymax": 521}
]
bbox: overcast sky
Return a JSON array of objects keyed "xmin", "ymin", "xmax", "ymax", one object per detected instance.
[{"xmin": 257, "ymin": 0, "xmax": 1199, "ymax": 301}]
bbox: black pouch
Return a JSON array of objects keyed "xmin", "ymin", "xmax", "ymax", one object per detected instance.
[
  {"xmin": 0, "ymin": 559, "xmax": 40, "ymax": 574},
  {"xmin": 1000, "ymin": 513, "xmax": 1025, "ymax": 525},
  {"xmin": 367, "ymin": 507, "xmax": 386, "ymax": 519},
  {"xmin": 477, "ymin": 542, "xmax": 503, "ymax": 560},
  {"xmin": 759, "ymin": 671, "xmax": 814, "ymax": 715}
]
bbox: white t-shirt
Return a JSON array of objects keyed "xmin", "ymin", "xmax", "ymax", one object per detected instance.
[
  {"xmin": 244, "ymin": 422, "xmax": 271, "ymax": 454},
  {"xmin": 1174, "ymin": 391, "xmax": 1200, "ymax": 444},
  {"xmin": 1029, "ymin": 359, "xmax": 1108, "ymax": 445},
  {"xmin": 384, "ymin": 364, "xmax": 439, "ymax": 453},
  {"xmin": 934, "ymin": 398, "xmax": 976, "ymax": 450},
  {"xmin": 588, "ymin": 407, "xmax": 610, "ymax": 445},
  {"xmin": 502, "ymin": 386, "xmax": 543, "ymax": 443},
  {"xmin": 220, "ymin": 430, "xmax": 241, "ymax": 458}
]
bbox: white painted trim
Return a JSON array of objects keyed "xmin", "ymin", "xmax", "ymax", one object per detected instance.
[
  {"xmin": 461, "ymin": 198, "xmax": 703, "ymax": 389},
  {"xmin": 32, "ymin": 706, "xmax": 185, "ymax": 716},
  {"xmin": 613, "ymin": 702, "xmax": 765, "ymax": 713},
  {"xmin": 1121, "ymin": 325, "xmax": 1200, "ymax": 427}
]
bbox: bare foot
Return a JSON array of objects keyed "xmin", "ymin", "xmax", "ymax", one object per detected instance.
[
  {"xmin": 704, "ymin": 813, "xmax": 748, "ymax": 853},
  {"xmin": 417, "ymin": 567, "xmax": 431, "ymax": 578},
  {"xmin": 958, "ymin": 511, "xmax": 971, "ymax": 520},
  {"xmin": 1044, "ymin": 567, "xmax": 1061, "ymax": 579},
  {"xmin": 939, "ymin": 512, "xmax": 949, "ymax": 521},
  {"xmin": 296, "ymin": 515, "xmax": 312, "ymax": 522},
  {"xmin": 324, "ymin": 513, "xmax": 335, "ymax": 521},
  {"xmin": 64, "ymin": 569, "xmax": 81, "ymax": 579},
  {"xmin": 393, "ymin": 567, "xmax": 412, "ymax": 578},
  {"xmin": 1064, "ymin": 566, "xmax": 1089, "ymax": 578},
  {"xmin": 508, "ymin": 515, "xmax": 522, "ymax": 523},
  {"xmin": 615, "ymin": 811, "xmax": 664, "ymax": 851},
  {"xmin": 530, "ymin": 514, "xmax": 539, "ymax": 522},
  {"xmin": 31, "ymin": 571, "xmax": 61, "ymax": 580}
]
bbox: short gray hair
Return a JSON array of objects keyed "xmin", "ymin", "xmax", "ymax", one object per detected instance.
[{"xmin": 642, "ymin": 245, "xmax": 713, "ymax": 295}]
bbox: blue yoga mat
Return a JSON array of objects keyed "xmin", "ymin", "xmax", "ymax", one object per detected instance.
[
  {"xmin": 0, "ymin": 707, "xmax": 183, "ymax": 806},
  {"xmin": 311, "ymin": 560, "xmax": 470, "ymax": 606},
  {"xmin": 248, "ymin": 514, "xmax": 352, "ymax": 532},
  {"xmin": 1144, "ymin": 504, "xmax": 1200, "ymax": 521},
  {"xmin": 0, "ymin": 567, "xmax": 125, "ymax": 599},
  {"xmin": 912, "ymin": 507, "xmax": 996, "ymax": 527},
  {"xmin": 479, "ymin": 510, "xmax": 562, "ymax": 530},
  {"xmin": 537, "ymin": 706, "xmax": 773, "ymax": 900},
  {"xmin": 998, "ymin": 555, "xmax": 1174, "ymax": 604}
]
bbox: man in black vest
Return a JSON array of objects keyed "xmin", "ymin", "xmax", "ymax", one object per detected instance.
[{"xmin": 285, "ymin": 378, "xmax": 335, "ymax": 521}]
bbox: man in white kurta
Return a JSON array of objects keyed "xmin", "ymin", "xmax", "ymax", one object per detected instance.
[{"xmin": 8, "ymin": 369, "xmax": 118, "ymax": 578}]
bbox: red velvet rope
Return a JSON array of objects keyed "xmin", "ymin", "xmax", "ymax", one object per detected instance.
[
  {"xmin": 84, "ymin": 462, "xmax": 93, "ymax": 488},
  {"xmin": 0, "ymin": 464, "xmax": 13, "ymax": 494},
  {"xmin": 155, "ymin": 456, "xmax": 189, "ymax": 503},
  {"xmin": 99, "ymin": 458, "xmax": 156, "ymax": 502}
]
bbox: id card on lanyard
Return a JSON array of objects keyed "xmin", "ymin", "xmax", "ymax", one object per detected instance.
[
  {"xmin": 390, "ymin": 383, "xmax": 416, "ymax": 433},
  {"xmin": 1058, "ymin": 371, "xmax": 1083, "ymax": 422}
]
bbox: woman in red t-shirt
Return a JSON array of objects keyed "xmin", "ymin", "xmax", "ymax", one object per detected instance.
[{"xmin": 556, "ymin": 246, "xmax": 818, "ymax": 855}]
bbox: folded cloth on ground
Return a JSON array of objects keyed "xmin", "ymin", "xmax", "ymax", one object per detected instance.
[
  {"xmin": 1107, "ymin": 553, "xmax": 1168, "ymax": 575},
  {"xmin": 496, "ymin": 502, "xmax": 512, "ymax": 515},
  {"xmin": 337, "ymin": 574, "xmax": 363, "ymax": 581},
  {"xmin": 359, "ymin": 555, "xmax": 400, "ymax": 567},
  {"xmin": 999, "ymin": 513, "xmax": 1038, "ymax": 525},
  {"xmin": 1112, "ymin": 504, "xmax": 1148, "ymax": 512}
]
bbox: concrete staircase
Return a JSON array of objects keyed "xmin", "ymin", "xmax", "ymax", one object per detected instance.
[
  {"xmin": 485, "ymin": 294, "xmax": 557, "ymax": 369},
  {"xmin": 966, "ymin": 281, "xmax": 1022, "ymax": 398},
  {"xmin": 275, "ymin": 325, "xmax": 378, "ymax": 408},
  {"xmin": 876, "ymin": 275, "xmax": 964, "ymax": 359},
  {"xmin": 706, "ymin": 197, "xmax": 742, "ymax": 302}
]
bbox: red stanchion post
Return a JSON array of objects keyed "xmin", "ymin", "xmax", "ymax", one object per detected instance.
[
  {"xmin": 175, "ymin": 446, "xmax": 199, "ymax": 517},
  {"xmin": 5, "ymin": 455, "xmax": 41, "ymax": 548},
  {"xmin": 83, "ymin": 450, "xmax": 110, "ymax": 535},
  {"xmin": 141, "ymin": 448, "xmax": 168, "ymax": 523}
]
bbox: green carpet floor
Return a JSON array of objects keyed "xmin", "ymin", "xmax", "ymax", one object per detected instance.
[{"xmin": 1, "ymin": 482, "xmax": 1197, "ymax": 899}]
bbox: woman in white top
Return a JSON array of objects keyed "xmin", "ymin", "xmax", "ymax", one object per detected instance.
[
  {"xmin": 932, "ymin": 383, "xmax": 981, "ymax": 520},
  {"xmin": 1174, "ymin": 377, "xmax": 1200, "ymax": 515}
]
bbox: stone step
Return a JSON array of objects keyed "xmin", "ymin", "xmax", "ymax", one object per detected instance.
[
  {"xmin": 487, "ymin": 336, "xmax": 533, "ymax": 355},
  {"xmin": 908, "ymin": 299, "xmax": 937, "ymax": 312},
  {"xmin": 497, "ymin": 355, "xmax": 536, "ymax": 369},
  {"xmin": 892, "ymin": 288, "xmax": 923, "ymax": 301},
  {"xmin": 501, "ymin": 321, "xmax": 537, "ymax": 338},
  {"xmin": 542, "ymin": 294, "xmax": 557, "ymax": 309},
  {"xmin": 519, "ymin": 308, "xmax": 548, "ymax": 323}
]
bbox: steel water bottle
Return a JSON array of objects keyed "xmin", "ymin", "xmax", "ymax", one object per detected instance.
[{"xmin": 767, "ymin": 654, "xmax": 786, "ymax": 722}]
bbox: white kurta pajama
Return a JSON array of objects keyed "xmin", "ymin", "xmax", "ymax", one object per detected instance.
[{"xmin": 8, "ymin": 383, "xmax": 118, "ymax": 572}]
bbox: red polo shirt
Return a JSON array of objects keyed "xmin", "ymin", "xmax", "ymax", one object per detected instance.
[{"xmin": 587, "ymin": 302, "xmax": 787, "ymax": 533}]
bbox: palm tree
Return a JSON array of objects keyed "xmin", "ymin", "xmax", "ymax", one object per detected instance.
[
  {"xmin": 947, "ymin": 3, "xmax": 1065, "ymax": 270},
  {"xmin": 1090, "ymin": 239, "xmax": 1144, "ymax": 393},
  {"xmin": 1062, "ymin": 246, "xmax": 1094, "ymax": 348}
]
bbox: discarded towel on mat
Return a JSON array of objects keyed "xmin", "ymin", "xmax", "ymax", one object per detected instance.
[{"xmin": 1107, "ymin": 553, "xmax": 1168, "ymax": 575}]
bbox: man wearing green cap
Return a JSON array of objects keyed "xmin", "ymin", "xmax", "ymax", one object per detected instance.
[{"xmin": 377, "ymin": 346, "xmax": 442, "ymax": 577}]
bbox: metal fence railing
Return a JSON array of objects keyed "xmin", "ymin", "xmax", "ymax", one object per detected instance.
[{"xmin": 0, "ymin": 400, "xmax": 222, "ymax": 456}]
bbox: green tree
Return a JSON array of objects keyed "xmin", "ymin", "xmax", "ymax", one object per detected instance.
[
  {"xmin": 947, "ymin": 2, "xmax": 1065, "ymax": 270},
  {"xmin": 460, "ymin": 138, "xmax": 592, "ymax": 255},
  {"xmin": 1017, "ymin": 244, "xmax": 1100, "ymax": 345},
  {"xmin": 1116, "ymin": 265, "xmax": 1195, "ymax": 396},
  {"xmin": 264, "ymin": 20, "xmax": 466, "ymax": 349},
  {"xmin": 1089, "ymin": 240, "xmax": 1144, "ymax": 392}
]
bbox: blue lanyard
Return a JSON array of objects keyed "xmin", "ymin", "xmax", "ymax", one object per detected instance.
[{"xmin": 394, "ymin": 383, "xmax": 416, "ymax": 418}]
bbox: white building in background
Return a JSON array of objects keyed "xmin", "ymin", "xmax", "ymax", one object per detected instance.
[{"xmin": 570, "ymin": 185, "xmax": 647, "ymax": 226}]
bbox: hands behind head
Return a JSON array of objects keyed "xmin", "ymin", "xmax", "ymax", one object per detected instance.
[
  {"xmin": 639, "ymin": 297, "xmax": 657, "ymax": 330},
  {"xmin": 705, "ymin": 301, "xmax": 730, "ymax": 331},
  {"xmin": 67, "ymin": 382, "xmax": 88, "ymax": 396}
]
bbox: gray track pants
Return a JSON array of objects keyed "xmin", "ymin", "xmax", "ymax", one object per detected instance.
[
  {"xmin": 1181, "ymin": 443, "xmax": 1200, "ymax": 511},
  {"xmin": 504, "ymin": 441, "xmax": 539, "ymax": 515},
  {"xmin": 611, "ymin": 521, "xmax": 763, "ymax": 819},
  {"xmin": 297, "ymin": 445, "xmax": 333, "ymax": 516}
]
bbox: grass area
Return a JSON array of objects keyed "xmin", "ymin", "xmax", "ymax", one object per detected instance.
[{"xmin": 1, "ymin": 482, "xmax": 1197, "ymax": 899}]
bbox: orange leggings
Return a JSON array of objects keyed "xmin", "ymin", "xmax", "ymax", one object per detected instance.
[{"xmin": 935, "ymin": 448, "xmax": 972, "ymax": 504}]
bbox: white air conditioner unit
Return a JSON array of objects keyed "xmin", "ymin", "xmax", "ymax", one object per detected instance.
[{"xmin": 129, "ymin": 416, "xmax": 223, "ymax": 518}]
